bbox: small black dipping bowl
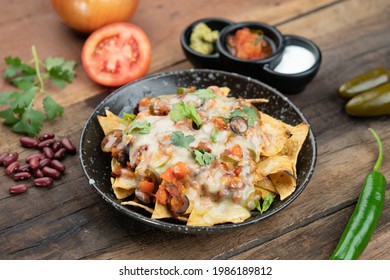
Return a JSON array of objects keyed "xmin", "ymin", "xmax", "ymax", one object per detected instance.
[
  {"xmin": 261, "ymin": 35, "xmax": 322, "ymax": 94},
  {"xmin": 181, "ymin": 18, "xmax": 234, "ymax": 69},
  {"xmin": 217, "ymin": 21, "xmax": 285, "ymax": 78}
]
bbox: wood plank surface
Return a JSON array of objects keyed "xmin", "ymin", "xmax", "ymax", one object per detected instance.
[{"xmin": 0, "ymin": 0, "xmax": 389, "ymax": 260}]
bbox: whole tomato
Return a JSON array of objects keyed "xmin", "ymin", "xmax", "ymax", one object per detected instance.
[{"xmin": 51, "ymin": 0, "xmax": 140, "ymax": 33}]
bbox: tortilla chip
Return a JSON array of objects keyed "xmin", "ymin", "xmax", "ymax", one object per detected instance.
[
  {"xmin": 111, "ymin": 176, "xmax": 136, "ymax": 199},
  {"xmin": 269, "ymin": 171, "xmax": 296, "ymax": 200},
  {"xmin": 121, "ymin": 200, "xmax": 154, "ymax": 214},
  {"xmin": 254, "ymin": 177, "xmax": 277, "ymax": 193},
  {"xmin": 151, "ymin": 201, "xmax": 188, "ymax": 222},
  {"xmin": 260, "ymin": 113, "xmax": 289, "ymax": 156},
  {"xmin": 257, "ymin": 155, "xmax": 294, "ymax": 177},
  {"xmin": 97, "ymin": 109, "xmax": 126, "ymax": 135},
  {"xmin": 279, "ymin": 122, "xmax": 309, "ymax": 175},
  {"xmin": 257, "ymin": 187, "xmax": 277, "ymax": 199}
]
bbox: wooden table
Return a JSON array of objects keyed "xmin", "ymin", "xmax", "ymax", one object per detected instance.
[{"xmin": 1, "ymin": 0, "xmax": 389, "ymax": 260}]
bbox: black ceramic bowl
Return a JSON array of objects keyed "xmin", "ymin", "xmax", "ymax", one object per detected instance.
[
  {"xmin": 79, "ymin": 69, "xmax": 317, "ymax": 234},
  {"xmin": 217, "ymin": 21, "xmax": 285, "ymax": 77},
  {"xmin": 262, "ymin": 35, "xmax": 322, "ymax": 94},
  {"xmin": 180, "ymin": 18, "xmax": 234, "ymax": 69}
]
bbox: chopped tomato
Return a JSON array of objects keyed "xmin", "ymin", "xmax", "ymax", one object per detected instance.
[
  {"xmin": 81, "ymin": 22, "xmax": 151, "ymax": 87},
  {"xmin": 139, "ymin": 181, "xmax": 155, "ymax": 195},
  {"xmin": 227, "ymin": 27, "xmax": 273, "ymax": 60}
]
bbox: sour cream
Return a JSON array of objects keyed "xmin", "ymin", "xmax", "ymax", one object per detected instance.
[{"xmin": 274, "ymin": 45, "xmax": 316, "ymax": 74}]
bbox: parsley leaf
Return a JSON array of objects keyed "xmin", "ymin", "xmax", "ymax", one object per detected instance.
[
  {"xmin": 126, "ymin": 121, "xmax": 151, "ymax": 135},
  {"xmin": 193, "ymin": 89, "xmax": 215, "ymax": 100},
  {"xmin": 192, "ymin": 149, "xmax": 216, "ymax": 166},
  {"xmin": 0, "ymin": 45, "xmax": 77, "ymax": 136},
  {"xmin": 170, "ymin": 131, "xmax": 195, "ymax": 148},
  {"xmin": 169, "ymin": 101, "xmax": 202, "ymax": 127}
]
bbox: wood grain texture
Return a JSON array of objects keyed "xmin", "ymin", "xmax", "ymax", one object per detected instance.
[{"xmin": 0, "ymin": 0, "xmax": 389, "ymax": 260}]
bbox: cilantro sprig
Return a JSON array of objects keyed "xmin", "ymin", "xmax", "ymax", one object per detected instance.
[
  {"xmin": 192, "ymin": 149, "xmax": 216, "ymax": 166},
  {"xmin": 126, "ymin": 120, "xmax": 151, "ymax": 135},
  {"xmin": 0, "ymin": 45, "xmax": 76, "ymax": 136},
  {"xmin": 169, "ymin": 101, "xmax": 202, "ymax": 128},
  {"xmin": 170, "ymin": 131, "xmax": 195, "ymax": 148},
  {"xmin": 226, "ymin": 105, "xmax": 258, "ymax": 127}
]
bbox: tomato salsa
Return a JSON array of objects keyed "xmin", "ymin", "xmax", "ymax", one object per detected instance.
[{"xmin": 227, "ymin": 27, "xmax": 273, "ymax": 60}]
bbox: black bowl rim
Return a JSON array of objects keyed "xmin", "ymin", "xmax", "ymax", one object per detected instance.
[
  {"xmin": 180, "ymin": 17, "xmax": 234, "ymax": 59},
  {"xmin": 217, "ymin": 21, "xmax": 285, "ymax": 65},
  {"xmin": 79, "ymin": 69, "xmax": 317, "ymax": 234},
  {"xmin": 263, "ymin": 34, "xmax": 323, "ymax": 78}
]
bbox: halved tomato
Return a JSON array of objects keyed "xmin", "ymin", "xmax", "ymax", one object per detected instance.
[{"xmin": 81, "ymin": 22, "xmax": 151, "ymax": 87}]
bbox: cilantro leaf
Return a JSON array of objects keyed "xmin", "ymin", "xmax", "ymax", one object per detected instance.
[
  {"xmin": 12, "ymin": 107, "xmax": 46, "ymax": 137},
  {"xmin": 262, "ymin": 193, "xmax": 274, "ymax": 213},
  {"xmin": 9, "ymin": 86, "xmax": 36, "ymax": 113},
  {"xmin": 226, "ymin": 108, "xmax": 247, "ymax": 120},
  {"xmin": 43, "ymin": 95, "xmax": 64, "ymax": 120},
  {"xmin": 192, "ymin": 149, "xmax": 216, "ymax": 166},
  {"xmin": 0, "ymin": 108, "xmax": 20, "ymax": 125},
  {"xmin": 169, "ymin": 101, "xmax": 202, "ymax": 127},
  {"xmin": 193, "ymin": 89, "xmax": 215, "ymax": 100},
  {"xmin": 243, "ymin": 106, "xmax": 258, "ymax": 127},
  {"xmin": 0, "ymin": 91, "xmax": 18, "ymax": 106},
  {"xmin": 122, "ymin": 113, "xmax": 136, "ymax": 122},
  {"xmin": 3, "ymin": 56, "xmax": 36, "ymax": 81},
  {"xmin": 126, "ymin": 121, "xmax": 151, "ymax": 135},
  {"xmin": 171, "ymin": 131, "xmax": 195, "ymax": 148},
  {"xmin": 45, "ymin": 57, "xmax": 77, "ymax": 88},
  {"xmin": 226, "ymin": 106, "xmax": 259, "ymax": 127},
  {"xmin": 255, "ymin": 193, "xmax": 275, "ymax": 214}
]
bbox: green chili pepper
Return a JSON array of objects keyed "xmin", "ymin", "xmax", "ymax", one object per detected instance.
[
  {"xmin": 338, "ymin": 67, "xmax": 390, "ymax": 99},
  {"xmin": 330, "ymin": 128, "xmax": 386, "ymax": 260},
  {"xmin": 345, "ymin": 82, "xmax": 390, "ymax": 117}
]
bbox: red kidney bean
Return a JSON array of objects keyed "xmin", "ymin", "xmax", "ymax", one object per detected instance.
[
  {"xmin": 33, "ymin": 168, "xmax": 44, "ymax": 178},
  {"xmin": 51, "ymin": 159, "xmax": 65, "ymax": 172},
  {"xmin": 9, "ymin": 184, "xmax": 29, "ymax": 194},
  {"xmin": 13, "ymin": 172, "xmax": 32, "ymax": 181},
  {"xmin": 0, "ymin": 152, "xmax": 10, "ymax": 165},
  {"xmin": 3, "ymin": 152, "xmax": 19, "ymax": 167},
  {"xmin": 29, "ymin": 156, "xmax": 40, "ymax": 170},
  {"xmin": 52, "ymin": 141, "xmax": 63, "ymax": 152},
  {"xmin": 37, "ymin": 139, "xmax": 55, "ymax": 149},
  {"xmin": 25, "ymin": 153, "xmax": 45, "ymax": 163},
  {"xmin": 54, "ymin": 147, "xmax": 67, "ymax": 160},
  {"xmin": 42, "ymin": 166, "xmax": 61, "ymax": 179},
  {"xmin": 17, "ymin": 164, "xmax": 30, "ymax": 173},
  {"xmin": 34, "ymin": 177, "xmax": 54, "ymax": 187},
  {"xmin": 20, "ymin": 136, "xmax": 39, "ymax": 148},
  {"xmin": 61, "ymin": 137, "xmax": 77, "ymax": 154},
  {"xmin": 42, "ymin": 147, "xmax": 54, "ymax": 159},
  {"xmin": 39, "ymin": 158, "xmax": 52, "ymax": 169},
  {"xmin": 6, "ymin": 161, "xmax": 20, "ymax": 175},
  {"xmin": 38, "ymin": 133, "xmax": 55, "ymax": 141}
]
